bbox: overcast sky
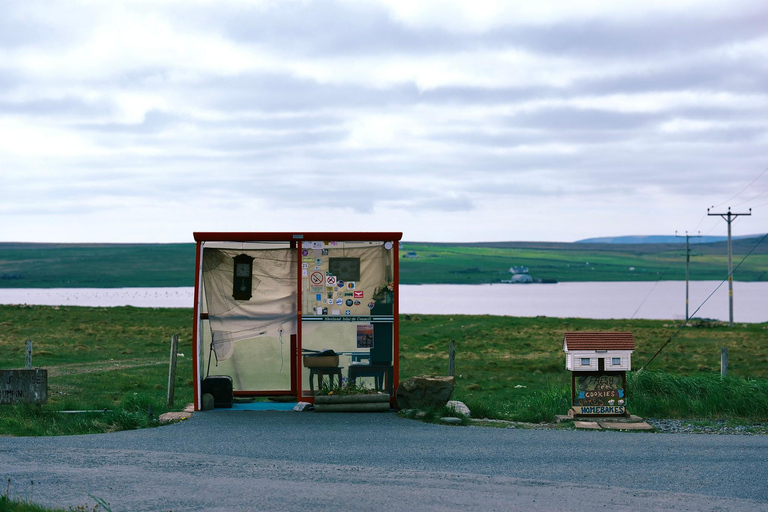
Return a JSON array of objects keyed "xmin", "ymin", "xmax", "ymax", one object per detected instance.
[{"xmin": 2, "ymin": 0, "xmax": 767, "ymax": 243}]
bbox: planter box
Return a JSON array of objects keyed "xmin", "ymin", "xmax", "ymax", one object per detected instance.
[
  {"xmin": 303, "ymin": 355, "xmax": 339, "ymax": 368},
  {"xmin": 314, "ymin": 393, "xmax": 390, "ymax": 412}
]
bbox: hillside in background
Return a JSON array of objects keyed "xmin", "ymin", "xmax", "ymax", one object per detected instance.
[
  {"xmin": 577, "ymin": 234, "xmax": 765, "ymax": 244},
  {"xmin": 0, "ymin": 243, "xmax": 195, "ymax": 288},
  {"xmin": 399, "ymin": 238, "xmax": 768, "ymax": 284},
  {"xmin": 1, "ymin": 237, "xmax": 767, "ymax": 287}
]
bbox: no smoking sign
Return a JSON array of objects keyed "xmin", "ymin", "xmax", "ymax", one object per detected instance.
[{"xmin": 310, "ymin": 272, "xmax": 324, "ymax": 285}]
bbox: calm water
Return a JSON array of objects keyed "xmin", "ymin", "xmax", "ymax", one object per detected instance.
[{"xmin": 0, "ymin": 281, "xmax": 765, "ymax": 322}]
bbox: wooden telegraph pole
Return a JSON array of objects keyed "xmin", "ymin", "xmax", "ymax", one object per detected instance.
[
  {"xmin": 707, "ymin": 207, "xmax": 751, "ymax": 327},
  {"xmin": 675, "ymin": 231, "xmax": 700, "ymax": 322}
]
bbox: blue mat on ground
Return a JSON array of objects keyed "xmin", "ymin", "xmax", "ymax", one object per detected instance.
[{"xmin": 221, "ymin": 402, "xmax": 298, "ymax": 412}]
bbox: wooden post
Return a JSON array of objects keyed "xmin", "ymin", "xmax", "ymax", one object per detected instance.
[
  {"xmin": 167, "ymin": 334, "xmax": 179, "ymax": 407},
  {"xmin": 25, "ymin": 340, "xmax": 32, "ymax": 370},
  {"xmin": 721, "ymin": 347, "xmax": 728, "ymax": 377},
  {"xmin": 448, "ymin": 339, "xmax": 456, "ymax": 377}
]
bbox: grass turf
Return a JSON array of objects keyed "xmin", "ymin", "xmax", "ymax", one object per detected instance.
[{"xmin": 1, "ymin": 305, "xmax": 768, "ymax": 434}]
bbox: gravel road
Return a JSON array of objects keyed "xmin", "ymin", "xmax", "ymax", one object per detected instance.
[{"xmin": 2, "ymin": 411, "xmax": 768, "ymax": 511}]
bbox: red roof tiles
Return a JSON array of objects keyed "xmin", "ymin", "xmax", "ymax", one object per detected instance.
[{"xmin": 563, "ymin": 332, "xmax": 635, "ymax": 351}]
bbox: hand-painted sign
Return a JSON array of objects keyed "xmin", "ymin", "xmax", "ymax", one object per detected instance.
[
  {"xmin": 572, "ymin": 405, "xmax": 626, "ymax": 415},
  {"xmin": 572, "ymin": 372, "xmax": 626, "ymax": 415}
]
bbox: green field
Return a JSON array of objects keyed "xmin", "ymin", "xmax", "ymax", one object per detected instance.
[
  {"xmin": 0, "ymin": 305, "xmax": 193, "ymax": 436},
  {"xmin": 2, "ymin": 305, "xmax": 768, "ymax": 437},
  {"xmin": 2, "ymin": 238, "xmax": 768, "ymax": 288},
  {"xmin": 399, "ymin": 239, "xmax": 768, "ymax": 284}
]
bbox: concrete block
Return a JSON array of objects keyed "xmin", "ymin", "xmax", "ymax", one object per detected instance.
[
  {"xmin": 574, "ymin": 421, "xmax": 601, "ymax": 430},
  {"xmin": 599, "ymin": 421, "xmax": 654, "ymax": 430}
]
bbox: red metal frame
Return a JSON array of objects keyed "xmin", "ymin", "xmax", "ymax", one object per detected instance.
[
  {"xmin": 194, "ymin": 232, "xmax": 403, "ymax": 243},
  {"xmin": 191, "ymin": 232, "xmax": 403, "ymax": 409},
  {"xmin": 392, "ymin": 240, "xmax": 400, "ymax": 406},
  {"xmin": 191, "ymin": 241, "xmax": 203, "ymax": 410}
]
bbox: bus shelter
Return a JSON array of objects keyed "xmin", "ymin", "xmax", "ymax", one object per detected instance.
[{"xmin": 191, "ymin": 232, "xmax": 402, "ymax": 410}]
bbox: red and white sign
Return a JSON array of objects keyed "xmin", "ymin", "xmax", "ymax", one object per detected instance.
[
  {"xmin": 353, "ymin": 291, "xmax": 364, "ymax": 299},
  {"xmin": 310, "ymin": 272, "xmax": 324, "ymax": 285},
  {"xmin": 326, "ymin": 275, "xmax": 337, "ymax": 286}
]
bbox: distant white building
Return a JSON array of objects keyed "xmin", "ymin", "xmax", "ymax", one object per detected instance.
[
  {"xmin": 403, "ymin": 251, "xmax": 419, "ymax": 259},
  {"xmin": 509, "ymin": 266, "xmax": 529, "ymax": 274}
]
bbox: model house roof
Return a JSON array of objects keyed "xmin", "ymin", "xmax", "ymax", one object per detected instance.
[{"xmin": 563, "ymin": 332, "xmax": 635, "ymax": 351}]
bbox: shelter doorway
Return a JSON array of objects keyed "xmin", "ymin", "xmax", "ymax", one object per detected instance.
[{"xmin": 199, "ymin": 242, "xmax": 297, "ymax": 396}]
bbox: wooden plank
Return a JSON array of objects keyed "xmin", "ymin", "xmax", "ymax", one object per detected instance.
[{"xmin": 167, "ymin": 334, "xmax": 179, "ymax": 407}]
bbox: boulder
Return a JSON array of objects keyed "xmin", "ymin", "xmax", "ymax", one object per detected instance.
[
  {"xmin": 396, "ymin": 375, "xmax": 455, "ymax": 410},
  {"xmin": 447, "ymin": 400, "xmax": 471, "ymax": 417},
  {"xmin": 201, "ymin": 393, "xmax": 215, "ymax": 411}
]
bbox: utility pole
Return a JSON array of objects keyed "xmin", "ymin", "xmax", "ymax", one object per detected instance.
[
  {"xmin": 675, "ymin": 231, "xmax": 701, "ymax": 322},
  {"xmin": 707, "ymin": 207, "xmax": 752, "ymax": 327}
]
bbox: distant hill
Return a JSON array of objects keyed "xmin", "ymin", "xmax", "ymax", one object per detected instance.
[
  {"xmin": 576, "ymin": 235, "xmax": 765, "ymax": 244},
  {"xmin": 2, "ymin": 237, "xmax": 768, "ymax": 288}
]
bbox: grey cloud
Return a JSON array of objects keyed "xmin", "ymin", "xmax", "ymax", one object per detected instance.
[
  {"xmin": 0, "ymin": 3, "xmax": 70, "ymax": 48},
  {"xmin": 492, "ymin": 7, "xmax": 768, "ymax": 59},
  {"xmin": 508, "ymin": 108, "xmax": 659, "ymax": 131},
  {"xmin": 175, "ymin": 1, "xmax": 458, "ymax": 57},
  {"xmin": 577, "ymin": 59, "xmax": 768, "ymax": 97},
  {"xmin": 0, "ymin": 97, "xmax": 114, "ymax": 117},
  {"xmin": 201, "ymin": 114, "xmax": 347, "ymax": 131},
  {"xmin": 204, "ymin": 128, "xmax": 349, "ymax": 152},
  {"xmin": 204, "ymin": 73, "xmax": 421, "ymax": 112},
  {"xmin": 172, "ymin": 1, "xmax": 768, "ymax": 62},
  {"xmin": 76, "ymin": 109, "xmax": 179, "ymax": 134}
]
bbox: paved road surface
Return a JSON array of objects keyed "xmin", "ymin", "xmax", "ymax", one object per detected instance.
[{"xmin": 1, "ymin": 411, "xmax": 767, "ymax": 511}]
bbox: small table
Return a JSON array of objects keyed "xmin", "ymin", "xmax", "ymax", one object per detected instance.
[
  {"xmin": 348, "ymin": 364, "xmax": 394, "ymax": 395},
  {"xmin": 308, "ymin": 366, "xmax": 343, "ymax": 394}
]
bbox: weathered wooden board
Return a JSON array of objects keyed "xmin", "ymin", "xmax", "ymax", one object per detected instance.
[{"xmin": 1, "ymin": 369, "xmax": 48, "ymax": 405}]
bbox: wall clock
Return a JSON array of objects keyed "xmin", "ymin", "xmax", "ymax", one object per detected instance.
[{"xmin": 232, "ymin": 254, "xmax": 254, "ymax": 301}]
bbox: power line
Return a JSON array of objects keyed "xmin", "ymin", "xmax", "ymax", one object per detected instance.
[
  {"xmin": 640, "ymin": 231, "xmax": 768, "ymax": 371},
  {"xmin": 630, "ymin": 244, "xmax": 686, "ymax": 319},
  {"xmin": 710, "ymin": 167, "xmax": 768, "ymax": 210}
]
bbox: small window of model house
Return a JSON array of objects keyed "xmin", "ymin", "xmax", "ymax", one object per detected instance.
[
  {"xmin": 581, "ymin": 358, "xmax": 591, "ymax": 366},
  {"xmin": 612, "ymin": 357, "xmax": 621, "ymax": 366}
]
